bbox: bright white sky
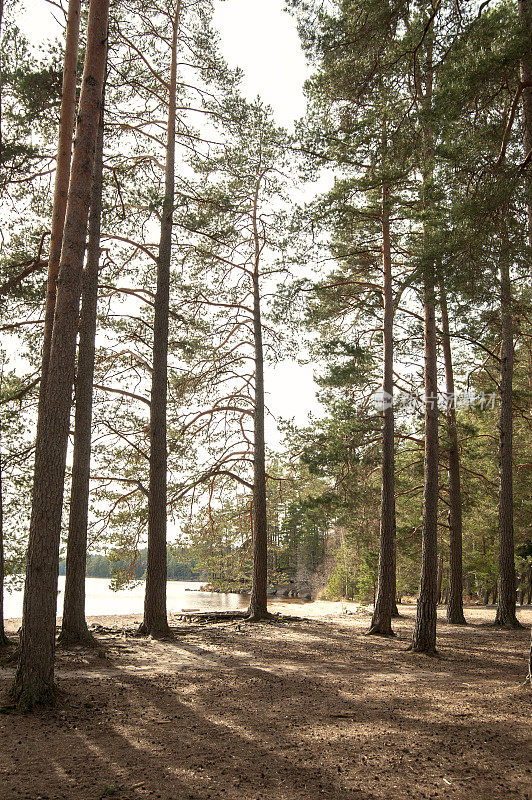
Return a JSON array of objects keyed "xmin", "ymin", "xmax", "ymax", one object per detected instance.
[
  {"xmin": 213, "ymin": 0, "xmax": 309, "ymax": 127},
  {"xmin": 15, "ymin": 0, "xmax": 323, "ymax": 445},
  {"xmin": 18, "ymin": 0, "xmax": 310, "ymax": 128}
]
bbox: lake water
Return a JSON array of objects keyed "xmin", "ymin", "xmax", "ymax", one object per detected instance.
[{"xmin": 3, "ymin": 577, "xmax": 250, "ymax": 620}]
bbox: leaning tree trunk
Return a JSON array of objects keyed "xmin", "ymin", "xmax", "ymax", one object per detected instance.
[
  {"xmin": 59, "ymin": 86, "xmax": 106, "ymax": 648},
  {"xmin": 139, "ymin": 2, "xmax": 180, "ymax": 639},
  {"xmin": 368, "ymin": 183, "xmax": 396, "ymax": 636},
  {"xmin": 21, "ymin": 0, "xmax": 80, "ymax": 651},
  {"xmin": 440, "ymin": 284, "xmax": 466, "ymax": 624},
  {"xmin": 495, "ymin": 248, "xmax": 521, "ymax": 628},
  {"xmin": 10, "ymin": 0, "xmax": 109, "ymax": 710},
  {"xmin": 39, "ymin": 0, "xmax": 81, "ymax": 398},
  {"xmin": 248, "ymin": 173, "xmax": 269, "ymax": 622},
  {"xmin": 411, "ymin": 32, "xmax": 438, "ymax": 655}
]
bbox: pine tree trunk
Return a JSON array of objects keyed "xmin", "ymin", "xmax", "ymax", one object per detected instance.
[
  {"xmin": 10, "ymin": 0, "xmax": 109, "ymax": 710},
  {"xmin": 0, "ymin": 445, "xmax": 10, "ymax": 646},
  {"xmin": 0, "ymin": 0, "xmax": 4, "ymax": 163},
  {"xmin": 526, "ymin": 629, "xmax": 532, "ymax": 685},
  {"xmin": 39, "ymin": 0, "xmax": 81, "ymax": 397},
  {"xmin": 368, "ymin": 183, "xmax": 395, "ymax": 636},
  {"xmin": 139, "ymin": 3, "xmax": 180, "ymax": 639},
  {"xmin": 411, "ymin": 31, "xmax": 438, "ymax": 655},
  {"xmin": 436, "ymin": 551, "xmax": 443, "ymax": 604},
  {"xmin": 392, "ymin": 541, "xmax": 400, "ymax": 616},
  {"xmin": 248, "ymin": 175, "xmax": 269, "ymax": 622},
  {"xmin": 440, "ymin": 285, "xmax": 467, "ymax": 624},
  {"xmin": 59, "ymin": 86, "xmax": 106, "ymax": 649},
  {"xmin": 495, "ymin": 249, "xmax": 521, "ymax": 628},
  {"xmin": 518, "ymin": 0, "xmax": 532, "ymax": 281},
  {"xmin": 411, "ymin": 262, "xmax": 439, "ymax": 653}
]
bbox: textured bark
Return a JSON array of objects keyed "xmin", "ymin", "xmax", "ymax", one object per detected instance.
[
  {"xmin": 59, "ymin": 88, "xmax": 106, "ymax": 648},
  {"xmin": 518, "ymin": 0, "xmax": 532, "ymax": 280},
  {"xmin": 495, "ymin": 251, "xmax": 521, "ymax": 628},
  {"xmin": 0, "ymin": 445, "xmax": 10, "ymax": 646},
  {"xmin": 392, "ymin": 542, "xmax": 400, "ymax": 616},
  {"xmin": 411, "ymin": 34, "xmax": 438, "ymax": 655},
  {"xmin": 39, "ymin": 0, "xmax": 82, "ymax": 397},
  {"xmin": 248, "ymin": 174, "xmax": 269, "ymax": 622},
  {"xmin": 440, "ymin": 285, "xmax": 467, "ymax": 625},
  {"xmin": 436, "ymin": 552, "xmax": 443, "ymax": 604},
  {"xmin": 519, "ymin": 575, "xmax": 526, "ymax": 605},
  {"xmin": 10, "ymin": 0, "xmax": 109, "ymax": 710},
  {"xmin": 139, "ymin": 3, "xmax": 180, "ymax": 639},
  {"xmin": 527, "ymin": 629, "xmax": 532, "ymax": 685},
  {"xmin": 368, "ymin": 183, "xmax": 395, "ymax": 636},
  {"xmin": 410, "ymin": 264, "xmax": 439, "ymax": 653},
  {"xmin": 0, "ymin": 0, "xmax": 4, "ymax": 163}
]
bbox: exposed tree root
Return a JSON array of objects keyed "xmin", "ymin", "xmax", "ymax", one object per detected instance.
[
  {"xmin": 175, "ymin": 611, "xmax": 247, "ymax": 623},
  {"xmin": 493, "ymin": 617, "xmax": 524, "ymax": 629},
  {"xmin": 366, "ymin": 625, "xmax": 395, "ymax": 637},
  {"xmin": 136, "ymin": 622, "xmax": 173, "ymax": 640},
  {"xmin": 0, "ymin": 632, "xmax": 14, "ymax": 648},
  {"xmin": 405, "ymin": 643, "xmax": 440, "ymax": 657},
  {"xmin": 8, "ymin": 680, "xmax": 58, "ymax": 713},
  {"xmin": 2, "ymin": 645, "xmax": 20, "ymax": 665},
  {"xmin": 57, "ymin": 627, "xmax": 98, "ymax": 649},
  {"xmin": 447, "ymin": 615, "xmax": 468, "ymax": 625},
  {"xmin": 245, "ymin": 610, "xmax": 274, "ymax": 623}
]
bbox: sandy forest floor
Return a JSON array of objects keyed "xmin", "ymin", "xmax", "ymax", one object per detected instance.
[{"xmin": 0, "ymin": 603, "xmax": 531, "ymax": 800}]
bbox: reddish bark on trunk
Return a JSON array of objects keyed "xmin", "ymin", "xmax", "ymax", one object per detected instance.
[
  {"xmin": 518, "ymin": 1, "xmax": 532, "ymax": 281},
  {"xmin": 440, "ymin": 285, "xmax": 466, "ymax": 625},
  {"xmin": 39, "ymin": 0, "xmax": 82, "ymax": 397},
  {"xmin": 139, "ymin": 3, "xmax": 181, "ymax": 639},
  {"xmin": 411, "ymin": 265, "xmax": 439, "ymax": 653},
  {"xmin": 495, "ymin": 249, "xmax": 521, "ymax": 628},
  {"xmin": 368, "ymin": 183, "xmax": 396, "ymax": 636},
  {"xmin": 10, "ymin": 0, "xmax": 109, "ymax": 709},
  {"xmin": 0, "ymin": 444, "xmax": 10, "ymax": 646},
  {"xmin": 411, "ymin": 32, "xmax": 438, "ymax": 655},
  {"xmin": 59, "ymin": 86, "xmax": 106, "ymax": 648},
  {"xmin": 248, "ymin": 174, "xmax": 269, "ymax": 622}
]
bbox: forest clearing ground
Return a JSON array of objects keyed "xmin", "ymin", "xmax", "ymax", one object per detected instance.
[{"xmin": 0, "ymin": 604, "xmax": 531, "ymax": 800}]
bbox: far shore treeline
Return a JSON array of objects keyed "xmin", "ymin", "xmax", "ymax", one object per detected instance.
[{"xmin": 58, "ymin": 550, "xmax": 201, "ymax": 583}]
